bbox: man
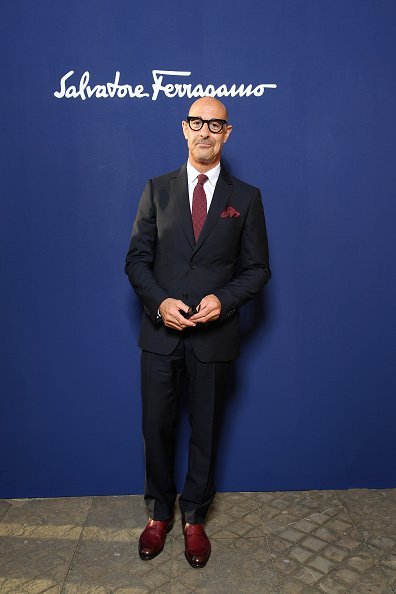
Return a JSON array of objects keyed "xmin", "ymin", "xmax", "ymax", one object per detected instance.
[{"xmin": 125, "ymin": 97, "xmax": 271, "ymax": 568}]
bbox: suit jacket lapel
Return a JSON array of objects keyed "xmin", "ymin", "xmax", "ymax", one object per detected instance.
[
  {"xmin": 193, "ymin": 164, "xmax": 233, "ymax": 253},
  {"xmin": 171, "ymin": 164, "xmax": 195, "ymax": 250}
]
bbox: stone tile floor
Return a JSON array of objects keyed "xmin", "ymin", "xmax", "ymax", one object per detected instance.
[{"xmin": 0, "ymin": 489, "xmax": 395, "ymax": 593}]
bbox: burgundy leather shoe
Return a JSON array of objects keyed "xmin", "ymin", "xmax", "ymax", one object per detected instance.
[
  {"xmin": 138, "ymin": 517, "xmax": 174, "ymax": 560},
  {"xmin": 183, "ymin": 521, "xmax": 211, "ymax": 568}
]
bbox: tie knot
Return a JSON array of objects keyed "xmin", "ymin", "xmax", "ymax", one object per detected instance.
[{"xmin": 197, "ymin": 174, "xmax": 208, "ymax": 185}]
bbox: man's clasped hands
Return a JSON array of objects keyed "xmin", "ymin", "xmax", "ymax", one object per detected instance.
[{"xmin": 159, "ymin": 295, "xmax": 222, "ymax": 331}]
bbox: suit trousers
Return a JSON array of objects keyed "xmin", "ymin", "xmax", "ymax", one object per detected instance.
[{"xmin": 141, "ymin": 334, "xmax": 230, "ymax": 524}]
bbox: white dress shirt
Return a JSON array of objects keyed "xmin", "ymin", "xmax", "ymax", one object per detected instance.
[{"xmin": 186, "ymin": 160, "xmax": 221, "ymax": 213}]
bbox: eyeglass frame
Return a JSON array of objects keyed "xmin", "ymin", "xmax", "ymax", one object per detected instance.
[{"xmin": 186, "ymin": 116, "xmax": 229, "ymax": 134}]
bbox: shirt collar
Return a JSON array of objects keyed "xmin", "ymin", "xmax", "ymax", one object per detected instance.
[{"xmin": 186, "ymin": 160, "xmax": 221, "ymax": 187}]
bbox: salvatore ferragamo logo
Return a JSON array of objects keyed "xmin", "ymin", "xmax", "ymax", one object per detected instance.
[{"xmin": 54, "ymin": 70, "xmax": 277, "ymax": 101}]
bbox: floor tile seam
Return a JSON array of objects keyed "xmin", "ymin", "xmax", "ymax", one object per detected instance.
[
  {"xmin": 336, "ymin": 489, "xmax": 376, "ymax": 525},
  {"xmin": 208, "ymin": 526, "xmax": 266, "ymax": 539},
  {"xmin": 270, "ymin": 555, "xmax": 324, "ymax": 592},
  {"xmin": 267, "ymin": 504, "xmax": 357, "ymax": 540},
  {"xmin": 0, "ymin": 576, "xmax": 42, "ymax": 593},
  {"xmin": 335, "ymin": 489, "xmax": 396, "ymax": 528},
  {"xmin": 357, "ymin": 528, "xmax": 396, "ymax": 594},
  {"xmin": 264, "ymin": 518, "xmax": 326, "ymax": 593},
  {"xmin": 0, "ymin": 510, "xmax": 10, "ymax": 523},
  {"xmin": 35, "ymin": 581, "xmax": 63, "ymax": 594},
  {"xmin": 138, "ymin": 558, "xmax": 173, "ymax": 581},
  {"xmin": 257, "ymin": 500, "xmax": 346, "ymax": 532},
  {"xmin": 0, "ymin": 501, "xmax": 95, "ymax": 529},
  {"xmin": 206, "ymin": 506, "xmax": 262, "ymax": 527},
  {"xmin": 332, "ymin": 564, "xmax": 392, "ymax": 594},
  {"xmin": 169, "ymin": 570, "xmax": 281, "ymax": 594},
  {"xmin": 266, "ymin": 491, "xmax": 342, "ymax": 510},
  {"xmin": 308, "ymin": 554, "xmax": 374, "ymax": 579},
  {"xmin": 219, "ymin": 503, "xmax": 262, "ymax": 517},
  {"xmin": 269, "ymin": 541, "xmax": 324, "ymax": 566},
  {"xmin": 208, "ymin": 504, "xmax": 254, "ymax": 516},
  {"xmin": 0, "ymin": 522, "xmax": 91, "ymax": 541},
  {"xmin": 169, "ymin": 575, "xmax": 203, "ymax": 594},
  {"xmin": 141, "ymin": 569, "xmax": 173, "ymax": 593},
  {"xmin": 268, "ymin": 538, "xmax": 386, "ymax": 592},
  {"xmin": 169, "ymin": 572, "xmax": 202, "ymax": 593},
  {"xmin": 341, "ymin": 507, "xmax": 396, "ymax": 546},
  {"xmin": 210, "ymin": 533, "xmax": 269, "ymax": 540},
  {"xmin": 0, "ymin": 501, "xmax": 14, "ymax": 524},
  {"xmin": 266, "ymin": 526, "xmax": 335, "ymax": 549},
  {"xmin": 269, "ymin": 533, "xmax": 372, "ymax": 562},
  {"xmin": 274, "ymin": 543, "xmax": 373, "ymax": 572},
  {"xmin": 169, "ymin": 531, "xmax": 180, "ymax": 586},
  {"xmin": 258, "ymin": 499, "xmax": 321, "ymax": 586},
  {"xmin": 264, "ymin": 532, "xmax": 285, "ymax": 593},
  {"xmin": 257, "ymin": 499, "xmax": 271, "ymax": 540},
  {"xmin": 59, "ymin": 495, "xmax": 95, "ymax": 594},
  {"xmin": 335, "ymin": 497, "xmax": 390, "ymax": 568},
  {"xmin": 275, "ymin": 558, "xmax": 353, "ymax": 594},
  {"xmin": 205, "ymin": 509, "xmax": 262, "ymax": 530},
  {"xmin": 305, "ymin": 553, "xmax": 395, "ymax": 594}
]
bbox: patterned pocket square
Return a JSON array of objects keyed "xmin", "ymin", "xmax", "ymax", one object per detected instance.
[{"xmin": 220, "ymin": 206, "xmax": 240, "ymax": 218}]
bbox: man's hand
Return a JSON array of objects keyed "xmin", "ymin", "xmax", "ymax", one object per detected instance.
[
  {"xmin": 190, "ymin": 294, "xmax": 222, "ymax": 324},
  {"xmin": 159, "ymin": 298, "xmax": 196, "ymax": 331}
]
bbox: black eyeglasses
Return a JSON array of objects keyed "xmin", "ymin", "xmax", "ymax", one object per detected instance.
[{"xmin": 186, "ymin": 116, "xmax": 228, "ymax": 134}]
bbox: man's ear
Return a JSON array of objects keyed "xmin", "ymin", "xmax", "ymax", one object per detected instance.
[
  {"xmin": 222, "ymin": 124, "xmax": 233, "ymax": 144},
  {"xmin": 182, "ymin": 120, "xmax": 188, "ymax": 140}
]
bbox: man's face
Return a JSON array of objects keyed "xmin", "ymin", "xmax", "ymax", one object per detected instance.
[{"xmin": 182, "ymin": 100, "xmax": 232, "ymax": 170}]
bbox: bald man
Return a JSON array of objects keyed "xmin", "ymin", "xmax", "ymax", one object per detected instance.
[{"xmin": 125, "ymin": 98, "xmax": 271, "ymax": 568}]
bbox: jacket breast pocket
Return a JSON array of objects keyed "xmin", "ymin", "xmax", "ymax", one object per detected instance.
[{"xmin": 215, "ymin": 217, "xmax": 242, "ymax": 236}]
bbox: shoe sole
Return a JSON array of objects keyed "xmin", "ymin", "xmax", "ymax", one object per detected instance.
[{"xmin": 138, "ymin": 520, "xmax": 174, "ymax": 561}]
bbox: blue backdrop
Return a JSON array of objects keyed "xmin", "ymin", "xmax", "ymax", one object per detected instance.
[{"xmin": 1, "ymin": 0, "xmax": 395, "ymax": 498}]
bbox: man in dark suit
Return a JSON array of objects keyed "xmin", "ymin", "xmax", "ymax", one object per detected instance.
[{"xmin": 125, "ymin": 97, "xmax": 271, "ymax": 568}]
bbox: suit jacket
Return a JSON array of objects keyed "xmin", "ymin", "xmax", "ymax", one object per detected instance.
[{"xmin": 125, "ymin": 163, "xmax": 271, "ymax": 362}]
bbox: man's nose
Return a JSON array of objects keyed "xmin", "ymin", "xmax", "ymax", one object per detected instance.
[{"xmin": 199, "ymin": 123, "xmax": 210, "ymax": 136}]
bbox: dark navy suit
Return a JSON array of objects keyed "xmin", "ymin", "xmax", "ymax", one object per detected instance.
[{"xmin": 125, "ymin": 162, "xmax": 271, "ymax": 522}]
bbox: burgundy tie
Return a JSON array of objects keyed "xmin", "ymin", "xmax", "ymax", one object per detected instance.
[{"xmin": 192, "ymin": 174, "xmax": 208, "ymax": 241}]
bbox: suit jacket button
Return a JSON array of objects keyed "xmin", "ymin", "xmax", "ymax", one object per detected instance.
[{"xmin": 190, "ymin": 263, "xmax": 197, "ymax": 269}]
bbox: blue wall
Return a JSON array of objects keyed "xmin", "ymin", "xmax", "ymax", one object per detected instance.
[{"xmin": 1, "ymin": 0, "xmax": 395, "ymax": 497}]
